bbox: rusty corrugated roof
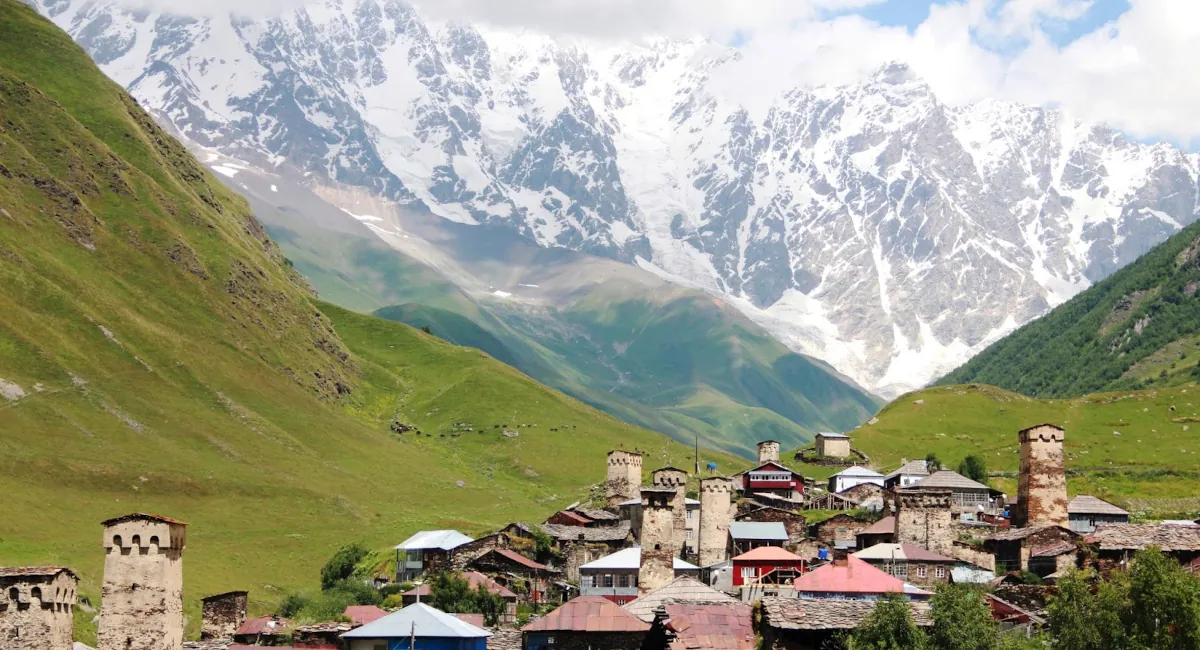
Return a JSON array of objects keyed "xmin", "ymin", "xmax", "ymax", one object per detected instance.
[
  {"xmin": 665, "ymin": 603, "xmax": 754, "ymax": 650},
  {"xmin": 521, "ymin": 596, "xmax": 650, "ymax": 632}
]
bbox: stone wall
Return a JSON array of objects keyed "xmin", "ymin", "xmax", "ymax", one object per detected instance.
[
  {"xmin": 736, "ymin": 508, "xmax": 807, "ymax": 545},
  {"xmin": 903, "ymin": 561, "xmax": 952, "ymax": 586},
  {"xmin": 949, "ymin": 542, "xmax": 996, "ymax": 572},
  {"xmin": 200, "ymin": 591, "xmax": 246, "ymax": 640},
  {"xmin": 757, "ymin": 441, "xmax": 781, "ymax": 464},
  {"xmin": 1015, "ymin": 425, "xmax": 1069, "ymax": 528},
  {"xmin": 638, "ymin": 490, "xmax": 677, "ymax": 594},
  {"xmin": 0, "ymin": 569, "xmax": 77, "ymax": 650},
  {"xmin": 815, "ymin": 436, "xmax": 851, "ymax": 458},
  {"xmin": 811, "ymin": 515, "xmax": 873, "ymax": 547},
  {"xmin": 98, "ymin": 515, "xmax": 187, "ymax": 650},
  {"xmin": 448, "ymin": 534, "xmax": 509, "ymax": 571},
  {"xmin": 894, "ymin": 490, "xmax": 954, "ymax": 556},
  {"xmin": 652, "ymin": 468, "xmax": 688, "ymax": 558},
  {"xmin": 698, "ymin": 478, "xmax": 735, "ymax": 568},
  {"xmin": 606, "ymin": 450, "xmax": 643, "ymax": 507}
]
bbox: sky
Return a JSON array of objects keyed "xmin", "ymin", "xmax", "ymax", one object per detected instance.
[{"xmin": 113, "ymin": 0, "xmax": 1200, "ymax": 147}]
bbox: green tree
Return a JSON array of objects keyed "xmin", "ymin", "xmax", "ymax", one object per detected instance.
[
  {"xmin": 929, "ymin": 584, "xmax": 996, "ymax": 650},
  {"xmin": 1047, "ymin": 569, "xmax": 1132, "ymax": 650},
  {"xmin": 426, "ymin": 572, "xmax": 510, "ymax": 627},
  {"xmin": 320, "ymin": 543, "xmax": 370, "ymax": 590},
  {"xmin": 1127, "ymin": 547, "xmax": 1200, "ymax": 650},
  {"xmin": 925, "ymin": 453, "xmax": 942, "ymax": 472},
  {"xmin": 957, "ymin": 455, "xmax": 988, "ymax": 483},
  {"xmin": 848, "ymin": 594, "xmax": 926, "ymax": 650}
]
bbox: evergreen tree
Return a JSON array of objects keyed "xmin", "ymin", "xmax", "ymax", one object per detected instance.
[{"xmin": 957, "ymin": 455, "xmax": 988, "ymax": 483}]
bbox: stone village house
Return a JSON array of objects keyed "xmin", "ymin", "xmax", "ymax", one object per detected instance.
[{"xmin": 0, "ymin": 566, "xmax": 77, "ymax": 650}]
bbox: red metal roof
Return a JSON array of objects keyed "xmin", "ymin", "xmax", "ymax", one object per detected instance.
[
  {"xmin": 492, "ymin": 548, "xmax": 553, "ymax": 572},
  {"xmin": 732, "ymin": 546, "xmax": 804, "ymax": 562},
  {"xmin": 792, "ymin": 556, "xmax": 905, "ymax": 595},
  {"xmin": 343, "ymin": 605, "xmax": 388, "ymax": 627},
  {"xmin": 665, "ymin": 603, "xmax": 755, "ymax": 650},
  {"xmin": 235, "ymin": 615, "xmax": 291, "ymax": 636},
  {"xmin": 550, "ymin": 511, "xmax": 593, "ymax": 526},
  {"xmin": 858, "ymin": 516, "xmax": 896, "ymax": 536},
  {"xmin": 453, "ymin": 613, "xmax": 485, "ymax": 627},
  {"xmin": 522, "ymin": 596, "xmax": 651, "ymax": 632}
]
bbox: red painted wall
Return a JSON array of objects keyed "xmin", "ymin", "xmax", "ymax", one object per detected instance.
[{"xmin": 732, "ymin": 559, "xmax": 807, "ymax": 586}]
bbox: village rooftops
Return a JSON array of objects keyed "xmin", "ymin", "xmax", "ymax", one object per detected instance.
[
  {"xmin": 522, "ymin": 595, "xmax": 650, "ymax": 632},
  {"xmin": 857, "ymin": 516, "xmax": 896, "ymax": 536},
  {"xmin": 662, "ymin": 603, "xmax": 755, "ymax": 649},
  {"xmin": 853, "ymin": 543, "xmax": 956, "ymax": 563},
  {"xmin": 403, "ymin": 572, "xmax": 518, "ymax": 600},
  {"xmin": 235, "ymin": 616, "xmax": 291, "ymax": 637},
  {"xmin": 0, "ymin": 566, "xmax": 77, "ymax": 579},
  {"xmin": 573, "ymin": 508, "xmax": 620, "ymax": 521},
  {"xmin": 910, "ymin": 470, "xmax": 990, "ymax": 491},
  {"xmin": 617, "ymin": 497, "xmax": 702, "ymax": 506},
  {"xmin": 394, "ymin": 529, "xmax": 473, "ymax": 551},
  {"xmin": 792, "ymin": 556, "xmax": 912, "ymax": 596},
  {"xmin": 343, "ymin": 605, "xmax": 389, "ymax": 627},
  {"xmin": 579, "ymin": 546, "xmax": 699, "ymax": 571},
  {"xmin": 541, "ymin": 521, "xmax": 633, "ymax": 542},
  {"xmin": 760, "ymin": 597, "xmax": 932, "ymax": 630},
  {"xmin": 885, "ymin": 460, "xmax": 930, "ymax": 480},
  {"xmin": 728, "ymin": 521, "xmax": 788, "ymax": 541},
  {"xmin": 733, "ymin": 546, "xmax": 805, "ymax": 562},
  {"xmin": 830, "ymin": 466, "xmax": 884, "ymax": 478},
  {"xmin": 100, "ymin": 513, "xmax": 188, "ymax": 526},
  {"xmin": 342, "ymin": 603, "xmax": 490, "ymax": 639},
  {"xmin": 621, "ymin": 576, "xmax": 738, "ymax": 622},
  {"xmin": 1087, "ymin": 523, "xmax": 1200, "ymax": 551},
  {"xmin": 985, "ymin": 525, "xmax": 1074, "ymax": 542},
  {"xmin": 1068, "ymin": 495, "xmax": 1129, "ymax": 516}
]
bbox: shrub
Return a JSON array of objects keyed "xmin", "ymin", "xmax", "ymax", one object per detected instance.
[
  {"xmin": 320, "ymin": 543, "xmax": 370, "ymax": 591},
  {"xmin": 278, "ymin": 593, "xmax": 309, "ymax": 618}
]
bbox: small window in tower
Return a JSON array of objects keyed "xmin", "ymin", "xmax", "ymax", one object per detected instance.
[
  {"xmin": 8, "ymin": 587, "xmax": 18, "ymax": 602},
  {"xmin": 30, "ymin": 588, "xmax": 41, "ymax": 603},
  {"xmin": 112, "ymin": 535, "xmax": 122, "ymax": 547},
  {"xmin": 131, "ymin": 535, "xmax": 141, "ymax": 547}
]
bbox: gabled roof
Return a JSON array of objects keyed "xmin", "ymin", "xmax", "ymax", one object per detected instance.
[
  {"xmin": 985, "ymin": 525, "xmax": 1074, "ymax": 542},
  {"xmin": 830, "ymin": 466, "xmax": 883, "ymax": 478},
  {"xmin": 521, "ymin": 596, "xmax": 650, "ymax": 632},
  {"xmin": 621, "ymin": 575, "xmax": 738, "ymax": 622},
  {"xmin": 0, "ymin": 567, "xmax": 77, "ymax": 580},
  {"xmin": 236, "ymin": 616, "xmax": 291, "ymax": 637},
  {"xmin": 793, "ymin": 556, "xmax": 906, "ymax": 595},
  {"xmin": 541, "ymin": 521, "xmax": 633, "ymax": 542},
  {"xmin": 100, "ymin": 513, "xmax": 187, "ymax": 527},
  {"xmin": 853, "ymin": 543, "xmax": 955, "ymax": 563},
  {"xmin": 395, "ymin": 530, "xmax": 473, "ymax": 551},
  {"xmin": 816, "ymin": 432, "xmax": 850, "ymax": 439},
  {"xmin": 1030, "ymin": 542, "xmax": 1076, "ymax": 558},
  {"xmin": 745, "ymin": 461, "xmax": 798, "ymax": 474},
  {"xmin": 343, "ymin": 605, "xmax": 388, "ymax": 627},
  {"xmin": 343, "ymin": 603, "xmax": 490, "ymax": 639},
  {"xmin": 857, "ymin": 516, "xmax": 896, "ymax": 536},
  {"xmin": 733, "ymin": 546, "xmax": 804, "ymax": 562},
  {"xmin": 1087, "ymin": 523, "xmax": 1200, "ymax": 552},
  {"xmin": 664, "ymin": 603, "xmax": 755, "ymax": 650},
  {"xmin": 550, "ymin": 510, "xmax": 592, "ymax": 526},
  {"xmin": 728, "ymin": 522, "xmax": 789, "ymax": 541},
  {"xmin": 885, "ymin": 460, "xmax": 929, "ymax": 480},
  {"xmin": 477, "ymin": 548, "xmax": 555, "ymax": 572},
  {"xmin": 911, "ymin": 470, "xmax": 990, "ymax": 491},
  {"xmin": 574, "ymin": 508, "xmax": 620, "ymax": 521},
  {"xmin": 1068, "ymin": 495, "xmax": 1129, "ymax": 516},
  {"xmin": 760, "ymin": 597, "xmax": 932, "ymax": 630},
  {"xmin": 579, "ymin": 546, "xmax": 699, "ymax": 571}
]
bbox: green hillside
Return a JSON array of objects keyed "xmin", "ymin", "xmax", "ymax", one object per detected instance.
[
  {"xmin": 941, "ymin": 219, "xmax": 1200, "ymax": 397},
  {"xmin": 792, "ymin": 384, "xmax": 1200, "ymax": 517},
  {"xmin": 0, "ymin": 1, "xmax": 741, "ymax": 640}
]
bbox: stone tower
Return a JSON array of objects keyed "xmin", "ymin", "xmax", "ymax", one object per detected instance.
[
  {"xmin": 1015, "ymin": 424, "xmax": 1068, "ymax": 528},
  {"xmin": 201, "ymin": 591, "xmax": 248, "ymax": 640},
  {"xmin": 894, "ymin": 489, "xmax": 953, "ymax": 556},
  {"xmin": 757, "ymin": 440, "xmax": 781, "ymax": 465},
  {"xmin": 638, "ymin": 488, "xmax": 677, "ymax": 594},
  {"xmin": 606, "ymin": 450, "xmax": 643, "ymax": 507},
  {"xmin": 0, "ymin": 567, "xmax": 77, "ymax": 650},
  {"xmin": 98, "ymin": 513, "xmax": 187, "ymax": 650},
  {"xmin": 698, "ymin": 477, "xmax": 735, "ymax": 568},
  {"xmin": 652, "ymin": 467, "xmax": 688, "ymax": 556}
]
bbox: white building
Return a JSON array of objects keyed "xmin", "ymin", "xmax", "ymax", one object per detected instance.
[
  {"xmin": 828, "ymin": 466, "xmax": 885, "ymax": 493},
  {"xmin": 394, "ymin": 530, "xmax": 473, "ymax": 581}
]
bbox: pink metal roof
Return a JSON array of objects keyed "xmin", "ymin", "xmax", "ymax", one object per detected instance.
[
  {"xmin": 665, "ymin": 603, "xmax": 755, "ymax": 650},
  {"xmin": 732, "ymin": 546, "xmax": 804, "ymax": 562},
  {"xmin": 343, "ymin": 605, "xmax": 388, "ymax": 627},
  {"xmin": 858, "ymin": 516, "xmax": 896, "ymax": 536},
  {"xmin": 792, "ymin": 556, "xmax": 906, "ymax": 594},
  {"xmin": 453, "ymin": 613, "xmax": 485, "ymax": 627},
  {"xmin": 522, "ymin": 596, "xmax": 651, "ymax": 633},
  {"xmin": 235, "ymin": 615, "xmax": 291, "ymax": 636}
]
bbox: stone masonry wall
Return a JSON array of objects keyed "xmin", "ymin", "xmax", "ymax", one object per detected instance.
[
  {"xmin": 606, "ymin": 451, "xmax": 643, "ymax": 508},
  {"xmin": 200, "ymin": 592, "xmax": 247, "ymax": 640},
  {"xmin": 757, "ymin": 441, "xmax": 781, "ymax": 464},
  {"xmin": 638, "ymin": 491, "xmax": 676, "ymax": 594},
  {"xmin": 699, "ymin": 478, "xmax": 735, "ymax": 568},
  {"xmin": 1016, "ymin": 425, "xmax": 1069, "ymax": 528},
  {"xmin": 895, "ymin": 490, "xmax": 954, "ymax": 556},
  {"xmin": 652, "ymin": 469, "xmax": 688, "ymax": 558},
  {"xmin": 0, "ymin": 571, "xmax": 76, "ymax": 650},
  {"xmin": 98, "ymin": 517, "xmax": 186, "ymax": 650}
]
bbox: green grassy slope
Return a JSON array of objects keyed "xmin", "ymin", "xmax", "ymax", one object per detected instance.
[
  {"xmin": 0, "ymin": 2, "xmax": 741, "ymax": 640},
  {"xmin": 791, "ymin": 384, "xmax": 1200, "ymax": 517},
  {"xmin": 941, "ymin": 219, "xmax": 1200, "ymax": 397}
]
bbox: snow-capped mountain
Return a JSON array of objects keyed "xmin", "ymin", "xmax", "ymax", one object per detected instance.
[{"xmin": 32, "ymin": 0, "xmax": 1200, "ymax": 397}]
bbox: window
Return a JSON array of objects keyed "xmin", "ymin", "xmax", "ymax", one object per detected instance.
[
  {"xmin": 582, "ymin": 574, "xmax": 594, "ymax": 588},
  {"xmin": 687, "ymin": 509, "xmax": 694, "ymax": 520},
  {"xmin": 916, "ymin": 565, "xmax": 927, "ymax": 578},
  {"xmin": 602, "ymin": 574, "xmax": 614, "ymax": 588},
  {"xmin": 686, "ymin": 530, "xmax": 693, "ymax": 540},
  {"xmin": 617, "ymin": 574, "xmax": 629, "ymax": 588},
  {"xmin": 936, "ymin": 566, "xmax": 946, "ymax": 579},
  {"xmin": 741, "ymin": 566, "xmax": 756, "ymax": 578}
]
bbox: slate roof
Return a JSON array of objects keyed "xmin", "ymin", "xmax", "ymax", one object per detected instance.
[
  {"xmin": 830, "ymin": 466, "xmax": 883, "ymax": 478},
  {"xmin": 728, "ymin": 522, "xmax": 788, "ymax": 541},
  {"xmin": 885, "ymin": 459, "xmax": 929, "ymax": 480},
  {"xmin": 1068, "ymin": 495, "xmax": 1129, "ymax": 516},
  {"xmin": 580, "ymin": 546, "xmax": 699, "ymax": 571},
  {"xmin": 521, "ymin": 596, "xmax": 650, "ymax": 632},
  {"xmin": 343, "ymin": 605, "xmax": 389, "ymax": 627},
  {"xmin": 853, "ymin": 543, "xmax": 956, "ymax": 563},
  {"xmin": 732, "ymin": 546, "xmax": 804, "ymax": 562},
  {"xmin": 201, "ymin": 590, "xmax": 248, "ymax": 601},
  {"xmin": 100, "ymin": 513, "xmax": 187, "ymax": 526},
  {"xmin": 574, "ymin": 508, "xmax": 620, "ymax": 521},
  {"xmin": 760, "ymin": 597, "xmax": 932, "ymax": 630},
  {"xmin": 403, "ymin": 571, "xmax": 518, "ymax": 599},
  {"xmin": 792, "ymin": 556, "xmax": 906, "ymax": 595},
  {"xmin": 985, "ymin": 525, "xmax": 1073, "ymax": 542},
  {"xmin": 857, "ymin": 516, "xmax": 896, "ymax": 536},
  {"xmin": 343, "ymin": 603, "xmax": 491, "ymax": 639},
  {"xmin": 1030, "ymin": 542, "xmax": 1076, "ymax": 558},
  {"xmin": 912, "ymin": 470, "xmax": 990, "ymax": 491},
  {"xmin": 395, "ymin": 530, "xmax": 473, "ymax": 551},
  {"xmin": 0, "ymin": 567, "xmax": 76, "ymax": 579},
  {"xmin": 621, "ymin": 576, "xmax": 738, "ymax": 622},
  {"xmin": 664, "ymin": 603, "xmax": 755, "ymax": 650},
  {"xmin": 1087, "ymin": 523, "xmax": 1200, "ymax": 552},
  {"xmin": 541, "ymin": 521, "xmax": 632, "ymax": 542}
]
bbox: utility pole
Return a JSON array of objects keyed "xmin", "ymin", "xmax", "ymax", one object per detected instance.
[{"xmin": 694, "ymin": 435, "xmax": 700, "ymax": 475}]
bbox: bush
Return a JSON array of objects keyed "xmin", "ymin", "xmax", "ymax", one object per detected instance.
[
  {"xmin": 327, "ymin": 579, "xmax": 382, "ymax": 606},
  {"xmin": 1016, "ymin": 571, "xmax": 1043, "ymax": 586},
  {"xmin": 379, "ymin": 582, "xmax": 407, "ymax": 598},
  {"xmin": 957, "ymin": 455, "xmax": 988, "ymax": 483},
  {"xmin": 381, "ymin": 593, "xmax": 406, "ymax": 610},
  {"xmin": 320, "ymin": 543, "xmax": 371, "ymax": 591},
  {"xmin": 278, "ymin": 593, "xmax": 309, "ymax": 618},
  {"xmin": 426, "ymin": 572, "xmax": 510, "ymax": 627}
]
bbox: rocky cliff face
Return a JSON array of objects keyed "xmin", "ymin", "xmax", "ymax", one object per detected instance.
[{"xmin": 33, "ymin": 0, "xmax": 1200, "ymax": 396}]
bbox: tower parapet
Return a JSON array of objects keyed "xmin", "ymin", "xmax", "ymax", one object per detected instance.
[
  {"xmin": 606, "ymin": 450, "xmax": 643, "ymax": 507},
  {"xmin": 698, "ymin": 477, "xmax": 735, "ymax": 568},
  {"xmin": 98, "ymin": 513, "xmax": 187, "ymax": 650}
]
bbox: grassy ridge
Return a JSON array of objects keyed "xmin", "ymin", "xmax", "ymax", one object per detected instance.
[
  {"xmin": 793, "ymin": 384, "xmax": 1200, "ymax": 516},
  {"xmin": 941, "ymin": 218, "xmax": 1200, "ymax": 397},
  {"xmin": 0, "ymin": 2, "xmax": 742, "ymax": 641}
]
